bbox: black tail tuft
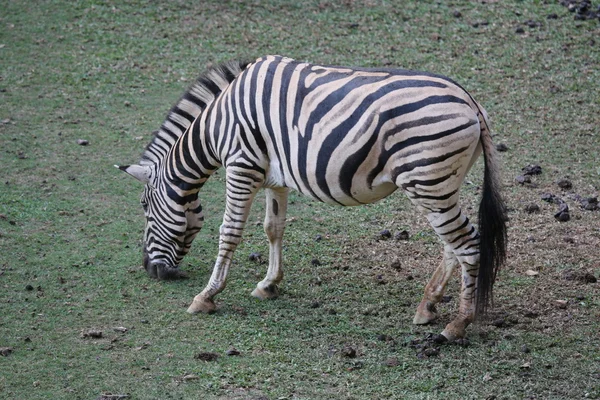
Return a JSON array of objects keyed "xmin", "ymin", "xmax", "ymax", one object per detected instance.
[{"xmin": 476, "ymin": 155, "xmax": 507, "ymax": 317}]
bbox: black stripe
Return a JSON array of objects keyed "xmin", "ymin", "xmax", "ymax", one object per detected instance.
[{"xmin": 390, "ymin": 145, "xmax": 470, "ymax": 183}]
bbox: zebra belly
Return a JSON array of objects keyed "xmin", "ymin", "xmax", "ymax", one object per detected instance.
[
  {"xmin": 298, "ymin": 180, "xmax": 398, "ymax": 206},
  {"xmin": 266, "ymin": 159, "xmax": 398, "ymax": 206}
]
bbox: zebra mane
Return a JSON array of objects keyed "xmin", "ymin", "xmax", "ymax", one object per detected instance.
[{"xmin": 140, "ymin": 60, "xmax": 250, "ymax": 166}]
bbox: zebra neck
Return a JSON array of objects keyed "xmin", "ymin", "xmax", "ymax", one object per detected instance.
[{"xmin": 141, "ymin": 60, "xmax": 250, "ymax": 166}]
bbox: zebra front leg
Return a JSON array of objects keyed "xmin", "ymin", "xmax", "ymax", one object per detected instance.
[
  {"xmin": 252, "ymin": 187, "xmax": 289, "ymax": 300},
  {"xmin": 413, "ymin": 245, "xmax": 458, "ymax": 325},
  {"xmin": 187, "ymin": 168, "xmax": 264, "ymax": 314}
]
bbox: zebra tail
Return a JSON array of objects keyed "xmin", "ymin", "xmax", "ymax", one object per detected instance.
[{"xmin": 475, "ymin": 107, "xmax": 507, "ymax": 317}]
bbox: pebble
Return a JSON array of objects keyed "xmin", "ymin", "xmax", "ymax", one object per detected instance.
[
  {"xmin": 394, "ymin": 230, "xmax": 409, "ymax": 240},
  {"xmin": 342, "ymin": 345, "xmax": 357, "ymax": 358},
  {"xmin": 496, "ymin": 143, "xmax": 509, "ymax": 152},
  {"xmin": 384, "ymin": 357, "xmax": 400, "ymax": 367},
  {"xmin": 556, "ymin": 178, "xmax": 573, "ymax": 190},
  {"xmin": 522, "ymin": 164, "xmax": 542, "ymax": 175},
  {"xmin": 379, "ymin": 229, "xmax": 392, "ymax": 239},
  {"xmin": 554, "ymin": 203, "xmax": 570, "ymax": 222},
  {"xmin": 555, "ymin": 300, "xmax": 568, "ymax": 309},
  {"xmin": 524, "ymin": 203, "xmax": 540, "ymax": 213}
]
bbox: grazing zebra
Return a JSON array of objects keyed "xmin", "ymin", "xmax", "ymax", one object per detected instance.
[{"xmin": 117, "ymin": 55, "xmax": 507, "ymax": 340}]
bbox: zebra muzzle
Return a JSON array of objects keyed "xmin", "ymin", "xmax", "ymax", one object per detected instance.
[{"xmin": 144, "ymin": 254, "xmax": 188, "ymax": 280}]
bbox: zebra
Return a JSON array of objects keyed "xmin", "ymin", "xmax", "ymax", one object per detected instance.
[{"xmin": 117, "ymin": 55, "xmax": 507, "ymax": 340}]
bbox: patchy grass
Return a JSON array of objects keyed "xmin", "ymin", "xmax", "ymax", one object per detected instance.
[{"xmin": 1, "ymin": 1, "xmax": 599, "ymax": 399}]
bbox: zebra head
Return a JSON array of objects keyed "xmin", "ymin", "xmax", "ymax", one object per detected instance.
[{"xmin": 116, "ymin": 164, "xmax": 204, "ymax": 279}]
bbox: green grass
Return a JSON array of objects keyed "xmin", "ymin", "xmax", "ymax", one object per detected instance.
[{"xmin": 1, "ymin": 1, "xmax": 599, "ymax": 399}]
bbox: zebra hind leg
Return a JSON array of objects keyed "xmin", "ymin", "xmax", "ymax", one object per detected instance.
[
  {"xmin": 424, "ymin": 205, "xmax": 480, "ymax": 340},
  {"xmin": 413, "ymin": 245, "xmax": 458, "ymax": 325},
  {"xmin": 251, "ymin": 188, "xmax": 289, "ymax": 300}
]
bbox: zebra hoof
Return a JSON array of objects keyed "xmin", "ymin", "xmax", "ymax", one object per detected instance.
[
  {"xmin": 441, "ymin": 318, "xmax": 470, "ymax": 341},
  {"xmin": 440, "ymin": 327, "xmax": 463, "ymax": 342},
  {"xmin": 251, "ymin": 284, "xmax": 280, "ymax": 300},
  {"xmin": 413, "ymin": 302, "xmax": 438, "ymax": 325},
  {"xmin": 187, "ymin": 297, "xmax": 216, "ymax": 314}
]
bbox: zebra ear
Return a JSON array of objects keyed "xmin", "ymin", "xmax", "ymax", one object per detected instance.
[{"xmin": 115, "ymin": 164, "xmax": 151, "ymax": 184}]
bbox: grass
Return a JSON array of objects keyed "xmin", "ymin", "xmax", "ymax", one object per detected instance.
[{"xmin": 1, "ymin": 1, "xmax": 599, "ymax": 399}]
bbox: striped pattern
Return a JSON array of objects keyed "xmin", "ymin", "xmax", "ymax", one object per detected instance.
[{"xmin": 119, "ymin": 55, "xmax": 507, "ymax": 339}]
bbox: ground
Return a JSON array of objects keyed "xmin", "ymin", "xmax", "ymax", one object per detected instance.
[{"xmin": 0, "ymin": 1, "xmax": 599, "ymax": 399}]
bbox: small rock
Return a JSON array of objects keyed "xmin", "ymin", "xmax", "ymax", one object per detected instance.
[
  {"xmin": 491, "ymin": 318, "xmax": 505, "ymax": 328},
  {"xmin": 515, "ymin": 26, "xmax": 525, "ymax": 34},
  {"xmin": 377, "ymin": 334, "xmax": 393, "ymax": 341},
  {"xmin": 77, "ymin": 139, "xmax": 89, "ymax": 146},
  {"xmin": 81, "ymin": 330, "xmax": 103, "ymax": 339},
  {"xmin": 522, "ymin": 164, "xmax": 542, "ymax": 176},
  {"xmin": 194, "ymin": 352, "xmax": 219, "ymax": 361},
  {"xmin": 496, "ymin": 143, "xmax": 509, "ymax": 152},
  {"xmin": 521, "ymin": 344, "xmax": 531, "ymax": 353},
  {"xmin": 556, "ymin": 179, "xmax": 572, "ymax": 190},
  {"xmin": 524, "ymin": 269, "xmax": 539, "ymax": 276},
  {"xmin": 454, "ymin": 338, "xmax": 470, "ymax": 347},
  {"xmin": 390, "ymin": 260, "xmax": 402, "ymax": 271},
  {"xmin": 554, "ymin": 300, "xmax": 568, "ymax": 309},
  {"xmin": 182, "ymin": 374, "xmax": 199, "ymax": 382},
  {"xmin": 423, "ymin": 347, "xmax": 440, "ymax": 357},
  {"xmin": 583, "ymin": 273, "xmax": 597, "ymax": 284},
  {"xmin": 547, "ymin": 13, "xmax": 559, "ymax": 19},
  {"xmin": 554, "ymin": 203, "xmax": 570, "ymax": 222},
  {"xmin": 341, "ymin": 345, "xmax": 357, "ymax": 358},
  {"xmin": 113, "ymin": 327, "xmax": 128, "ymax": 333},
  {"xmin": 310, "ymin": 301, "xmax": 321, "ymax": 309},
  {"xmin": 515, "ymin": 175, "xmax": 531, "ymax": 185},
  {"xmin": 524, "ymin": 203, "xmax": 540, "ymax": 213},
  {"xmin": 248, "ymin": 252, "xmax": 262, "ymax": 263},
  {"xmin": 311, "ymin": 258, "xmax": 321, "ymax": 266},
  {"xmin": 0, "ymin": 347, "xmax": 13, "ymax": 356},
  {"xmin": 580, "ymin": 197, "xmax": 598, "ymax": 211},
  {"xmin": 541, "ymin": 193, "xmax": 561, "ymax": 204},
  {"xmin": 394, "ymin": 230, "xmax": 410, "ymax": 240},
  {"xmin": 384, "ymin": 357, "xmax": 400, "ymax": 367},
  {"xmin": 379, "ymin": 229, "xmax": 392, "ymax": 239},
  {"xmin": 225, "ymin": 347, "xmax": 240, "ymax": 356},
  {"xmin": 25, "ymin": 284, "xmax": 34, "ymax": 291},
  {"xmin": 315, "ymin": 234, "xmax": 323, "ymax": 242}
]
